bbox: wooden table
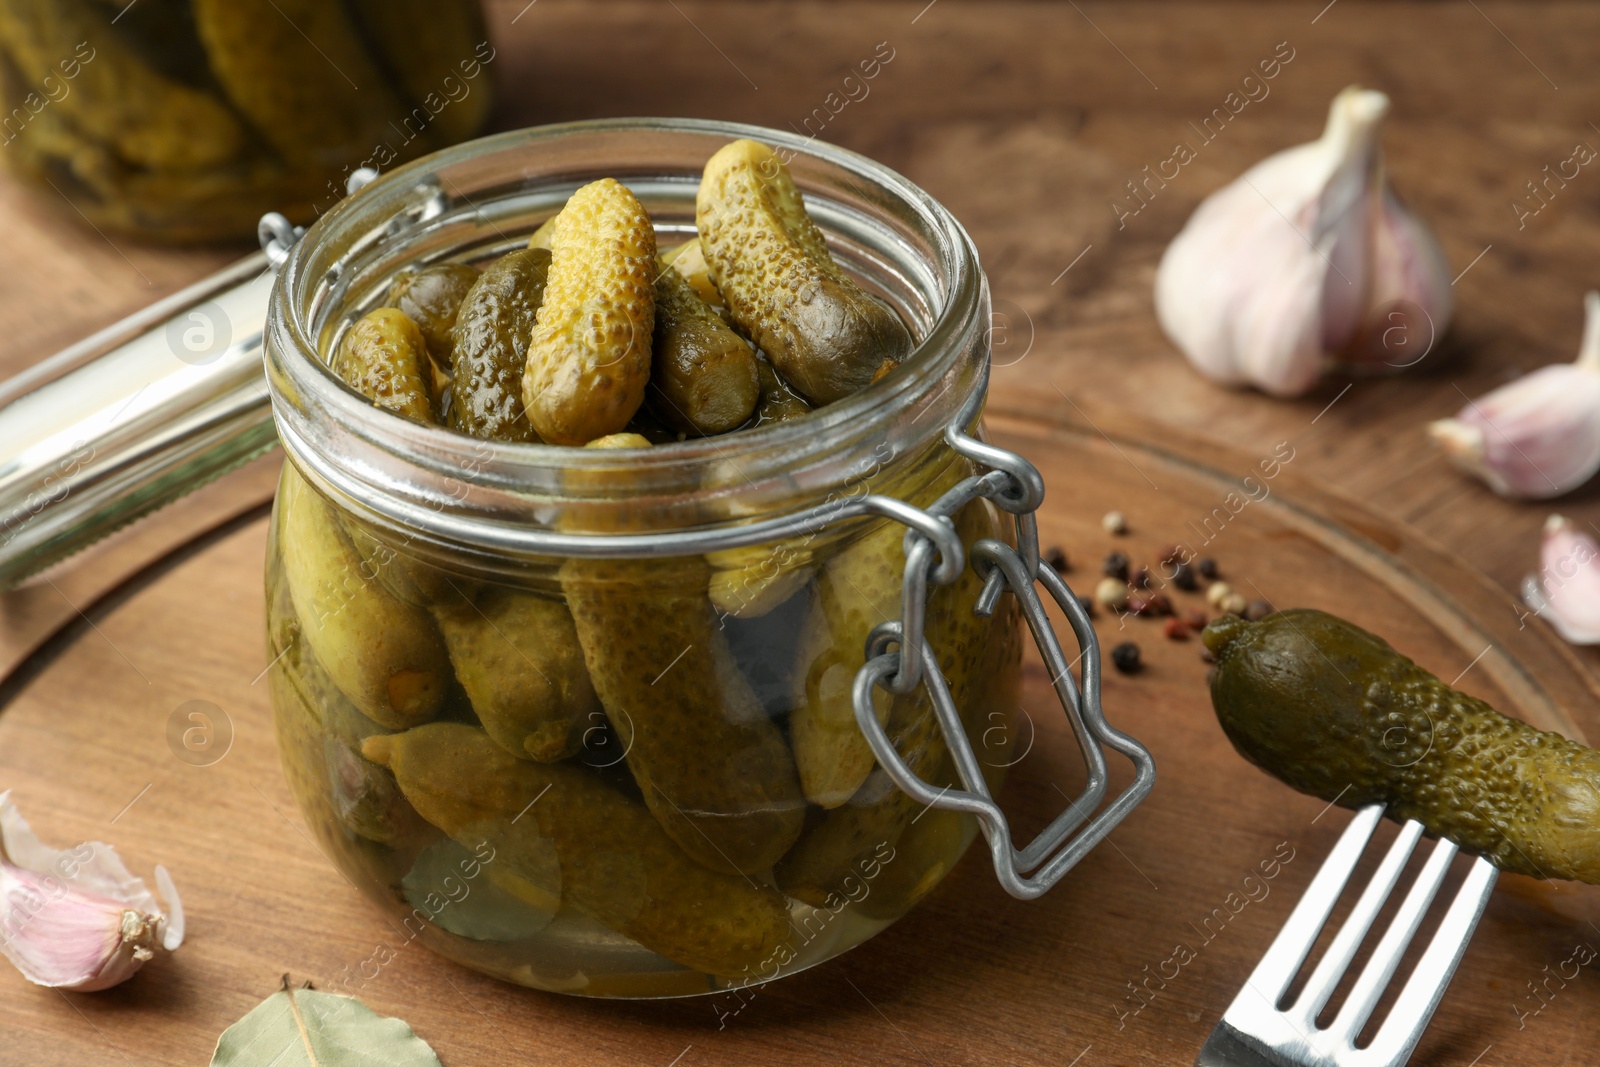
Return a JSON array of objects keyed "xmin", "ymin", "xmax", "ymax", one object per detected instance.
[{"xmin": 4, "ymin": 3, "xmax": 1599, "ymax": 1064}]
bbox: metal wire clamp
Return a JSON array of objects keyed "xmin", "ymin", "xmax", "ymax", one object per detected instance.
[{"xmin": 849, "ymin": 362, "xmax": 1156, "ymax": 900}]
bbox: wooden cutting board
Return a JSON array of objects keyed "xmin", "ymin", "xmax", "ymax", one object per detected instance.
[{"xmin": 2, "ymin": 413, "xmax": 1596, "ymax": 1067}]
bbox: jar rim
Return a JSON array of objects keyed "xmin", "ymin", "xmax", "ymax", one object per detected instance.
[{"xmin": 265, "ymin": 118, "xmax": 988, "ymax": 558}]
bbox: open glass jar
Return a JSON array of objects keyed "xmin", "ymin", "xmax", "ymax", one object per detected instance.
[{"xmin": 261, "ymin": 119, "xmax": 1151, "ymax": 998}]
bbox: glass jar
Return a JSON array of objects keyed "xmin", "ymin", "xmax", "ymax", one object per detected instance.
[
  {"xmin": 0, "ymin": 0, "xmax": 491, "ymax": 242},
  {"xmin": 261, "ymin": 120, "xmax": 1124, "ymax": 999}
]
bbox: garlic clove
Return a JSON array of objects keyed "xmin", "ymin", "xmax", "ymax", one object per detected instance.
[
  {"xmin": 1344, "ymin": 183, "xmax": 1453, "ymax": 367},
  {"xmin": 1522, "ymin": 514, "xmax": 1600, "ymax": 644},
  {"xmin": 0, "ymin": 791, "xmax": 181, "ymax": 990},
  {"xmin": 1430, "ymin": 291, "xmax": 1600, "ymax": 499},
  {"xmin": 1155, "ymin": 86, "xmax": 1452, "ymax": 397}
]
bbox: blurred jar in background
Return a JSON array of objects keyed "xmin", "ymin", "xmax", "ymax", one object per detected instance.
[{"xmin": 0, "ymin": 0, "xmax": 493, "ymax": 243}]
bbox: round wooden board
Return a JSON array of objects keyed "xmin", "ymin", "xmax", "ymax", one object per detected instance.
[{"xmin": 3, "ymin": 415, "xmax": 1597, "ymax": 1067}]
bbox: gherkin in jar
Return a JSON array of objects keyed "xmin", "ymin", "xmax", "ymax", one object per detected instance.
[
  {"xmin": 365, "ymin": 723, "xmax": 795, "ymax": 978},
  {"xmin": 560, "ymin": 554, "xmax": 806, "ymax": 875},
  {"xmin": 449, "ymin": 248, "xmax": 549, "ymax": 442}
]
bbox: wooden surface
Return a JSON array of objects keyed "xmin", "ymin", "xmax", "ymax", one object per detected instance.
[
  {"xmin": 6, "ymin": 419, "xmax": 1600, "ymax": 1066},
  {"xmin": 4, "ymin": 1, "xmax": 1600, "ymax": 1064}
]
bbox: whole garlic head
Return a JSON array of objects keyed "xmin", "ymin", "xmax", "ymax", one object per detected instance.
[
  {"xmin": 1156, "ymin": 86, "xmax": 1453, "ymax": 397},
  {"xmin": 1430, "ymin": 291, "xmax": 1600, "ymax": 499},
  {"xmin": 1522, "ymin": 515, "xmax": 1600, "ymax": 645},
  {"xmin": 0, "ymin": 791, "xmax": 182, "ymax": 991}
]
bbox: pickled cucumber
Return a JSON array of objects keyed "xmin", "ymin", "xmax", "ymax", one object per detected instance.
[
  {"xmin": 775, "ymin": 681, "xmax": 949, "ymax": 907},
  {"xmin": 385, "ymin": 262, "xmax": 480, "ymax": 367},
  {"xmin": 707, "ymin": 538, "xmax": 815, "ymax": 620},
  {"xmin": 649, "ymin": 264, "xmax": 760, "ymax": 436},
  {"xmin": 81, "ymin": 0, "xmax": 210, "ymax": 91},
  {"xmin": 561, "ymin": 553, "xmax": 805, "ymax": 874},
  {"xmin": 1207, "ymin": 610, "xmax": 1600, "ymax": 883},
  {"xmin": 449, "ymin": 248, "xmax": 549, "ymax": 442},
  {"xmin": 697, "ymin": 140, "xmax": 912, "ymax": 406},
  {"xmin": 527, "ymin": 215, "xmax": 556, "ymax": 250},
  {"xmin": 661, "ymin": 238, "xmax": 724, "ymax": 310},
  {"xmin": 0, "ymin": 0, "xmax": 244, "ymax": 170},
  {"xmin": 344, "ymin": 0, "xmax": 491, "ymax": 144},
  {"xmin": 193, "ymin": 0, "xmax": 403, "ymax": 167},
  {"xmin": 754, "ymin": 356, "xmax": 812, "ymax": 426},
  {"xmin": 334, "ymin": 308, "xmax": 436, "ymax": 424},
  {"xmin": 278, "ymin": 465, "xmax": 451, "ymax": 730},
  {"xmin": 776, "ymin": 495, "xmax": 1013, "ymax": 904},
  {"xmin": 850, "ymin": 808, "xmax": 967, "ymax": 921},
  {"xmin": 523, "ymin": 179, "xmax": 656, "ymax": 445},
  {"xmin": 789, "ymin": 459, "xmax": 971, "ymax": 807},
  {"xmin": 433, "ymin": 586, "xmax": 597, "ymax": 762},
  {"xmin": 329, "ymin": 307, "xmax": 465, "ymax": 608},
  {"xmin": 585, "ymin": 432, "xmax": 653, "ymax": 449},
  {"xmin": 363, "ymin": 722, "xmax": 794, "ymax": 977},
  {"xmin": 267, "ymin": 556, "xmax": 428, "ymax": 850}
]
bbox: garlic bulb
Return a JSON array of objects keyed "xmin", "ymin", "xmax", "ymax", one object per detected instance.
[
  {"xmin": 1522, "ymin": 515, "xmax": 1600, "ymax": 645},
  {"xmin": 1430, "ymin": 292, "xmax": 1600, "ymax": 499},
  {"xmin": 0, "ymin": 791, "xmax": 182, "ymax": 991},
  {"xmin": 1155, "ymin": 85, "xmax": 1452, "ymax": 397}
]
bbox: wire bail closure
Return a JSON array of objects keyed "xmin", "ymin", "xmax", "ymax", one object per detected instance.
[{"xmin": 851, "ymin": 359, "xmax": 1156, "ymax": 900}]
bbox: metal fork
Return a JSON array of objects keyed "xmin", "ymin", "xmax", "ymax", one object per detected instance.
[{"xmin": 1195, "ymin": 804, "xmax": 1499, "ymax": 1067}]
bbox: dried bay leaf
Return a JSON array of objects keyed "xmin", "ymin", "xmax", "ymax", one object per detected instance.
[{"xmin": 211, "ymin": 976, "xmax": 442, "ymax": 1066}]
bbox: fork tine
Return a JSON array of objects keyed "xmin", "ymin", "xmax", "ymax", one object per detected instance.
[
  {"xmin": 1365, "ymin": 855, "xmax": 1499, "ymax": 1065},
  {"xmin": 1238, "ymin": 805, "xmax": 1385, "ymax": 1004},
  {"xmin": 1329, "ymin": 828, "xmax": 1457, "ymax": 1042},
  {"xmin": 1288, "ymin": 819, "xmax": 1425, "ymax": 1026}
]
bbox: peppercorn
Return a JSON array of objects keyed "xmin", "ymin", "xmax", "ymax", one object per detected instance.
[
  {"xmin": 1171, "ymin": 561, "xmax": 1197, "ymax": 591},
  {"xmin": 1200, "ymin": 647, "xmax": 1216, "ymax": 664},
  {"xmin": 1102, "ymin": 551, "xmax": 1130, "ymax": 581},
  {"xmin": 1131, "ymin": 566, "xmax": 1151, "ymax": 589},
  {"xmin": 1077, "ymin": 595, "xmax": 1096, "ymax": 618},
  {"xmin": 1102, "ymin": 511, "xmax": 1128, "ymax": 535},
  {"xmin": 1198, "ymin": 557, "xmax": 1219, "ymax": 579},
  {"xmin": 1095, "ymin": 577, "xmax": 1129, "ymax": 612},
  {"xmin": 1045, "ymin": 545, "xmax": 1070, "ymax": 573},
  {"xmin": 1205, "ymin": 582, "xmax": 1235, "ymax": 609},
  {"xmin": 1159, "ymin": 544, "xmax": 1186, "ymax": 566},
  {"xmin": 1220, "ymin": 592, "xmax": 1248, "ymax": 616},
  {"xmin": 1110, "ymin": 641, "xmax": 1142, "ymax": 673},
  {"xmin": 1244, "ymin": 598, "xmax": 1274, "ymax": 622},
  {"xmin": 1163, "ymin": 617, "xmax": 1190, "ymax": 641},
  {"xmin": 1184, "ymin": 609, "xmax": 1208, "ymax": 631},
  {"xmin": 1130, "ymin": 593, "xmax": 1173, "ymax": 617}
]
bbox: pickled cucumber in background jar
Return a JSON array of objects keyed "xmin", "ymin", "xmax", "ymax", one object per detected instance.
[{"xmin": 0, "ymin": 0, "xmax": 492, "ymax": 242}]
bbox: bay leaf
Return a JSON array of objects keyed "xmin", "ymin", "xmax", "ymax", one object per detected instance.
[{"xmin": 211, "ymin": 977, "xmax": 442, "ymax": 1067}]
